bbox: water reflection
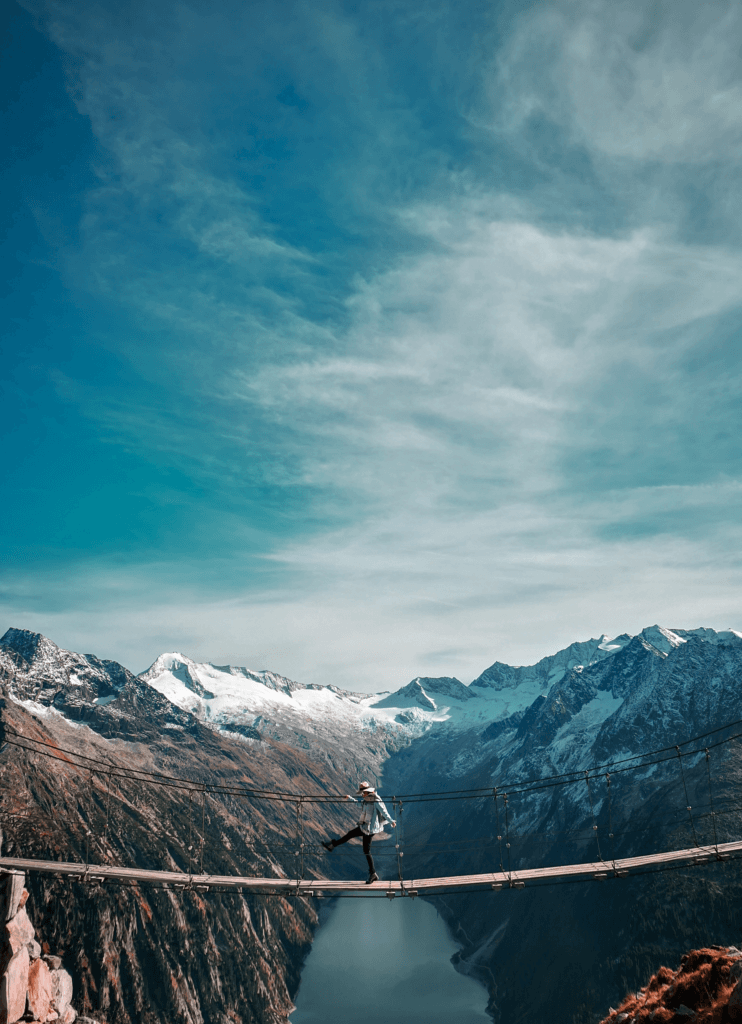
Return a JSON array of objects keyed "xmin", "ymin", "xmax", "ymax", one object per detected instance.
[{"xmin": 290, "ymin": 897, "xmax": 491, "ymax": 1024}]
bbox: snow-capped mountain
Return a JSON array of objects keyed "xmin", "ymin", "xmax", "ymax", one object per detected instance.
[
  {"xmin": 136, "ymin": 641, "xmax": 609, "ymax": 773},
  {"xmin": 138, "ymin": 635, "xmax": 613, "ymax": 746},
  {"xmin": 138, "ymin": 624, "xmax": 742, "ymax": 785},
  {"xmin": 0, "ymin": 626, "xmax": 199, "ymax": 739}
]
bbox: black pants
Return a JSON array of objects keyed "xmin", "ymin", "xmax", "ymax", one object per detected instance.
[{"xmin": 332, "ymin": 826, "xmax": 375, "ymax": 873}]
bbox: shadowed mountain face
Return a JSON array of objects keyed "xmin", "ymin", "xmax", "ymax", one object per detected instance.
[
  {"xmin": 3, "ymin": 624, "xmax": 742, "ymax": 1024},
  {"xmin": 380, "ymin": 630, "xmax": 742, "ymax": 1024}
]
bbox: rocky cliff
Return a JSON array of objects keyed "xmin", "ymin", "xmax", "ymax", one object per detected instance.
[{"xmin": 0, "ymin": 869, "xmax": 77, "ymax": 1024}]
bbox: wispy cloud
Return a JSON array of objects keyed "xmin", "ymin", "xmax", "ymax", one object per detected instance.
[
  {"xmin": 245, "ymin": 216, "xmax": 742, "ymax": 505},
  {"xmin": 484, "ymin": 0, "xmax": 742, "ymax": 163},
  {"xmin": 5, "ymin": 0, "xmax": 742, "ymax": 688}
]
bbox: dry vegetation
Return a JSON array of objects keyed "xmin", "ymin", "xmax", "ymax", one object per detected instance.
[{"xmin": 601, "ymin": 948, "xmax": 742, "ymax": 1024}]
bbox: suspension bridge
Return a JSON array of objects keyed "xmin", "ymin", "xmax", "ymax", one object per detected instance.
[
  {"xmin": 0, "ymin": 839, "xmax": 741, "ymax": 899},
  {"xmin": 1, "ymin": 717, "xmax": 742, "ymax": 898}
]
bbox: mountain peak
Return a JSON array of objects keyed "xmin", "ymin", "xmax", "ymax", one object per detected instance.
[
  {"xmin": 0, "ymin": 627, "xmax": 60, "ymax": 665},
  {"xmin": 639, "ymin": 624, "xmax": 687, "ymax": 655},
  {"xmin": 140, "ymin": 651, "xmax": 195, "ymax": 677},
  {"xmin": 140, "ymin": 652, "xmax": 215, "ymax": 698},
  {"xmin": 371, "ymin": 676, "xmax": 471, "ymax": 711}
]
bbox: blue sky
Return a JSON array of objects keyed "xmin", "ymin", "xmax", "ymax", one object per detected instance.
[{"xmin": 2, "ymin": 0, "xmax": 742, "ymax": 690}]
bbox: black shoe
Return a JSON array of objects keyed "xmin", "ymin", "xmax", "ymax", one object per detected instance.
[
  {"xmin": 366, "ymin": 872, "xmax": 379, "ymax": 885},
  {"xmin": 322, "ymin": 840, "xmax": 334, "ymax": 852}
]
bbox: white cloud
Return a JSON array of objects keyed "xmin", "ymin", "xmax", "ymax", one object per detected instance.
[
  {"xmin": 241, "ymin": 214, "xmax": 742, "ymax": 511},
  {"xmin": 488, "ymin": 0, "xmax": 742, "ymax": 163}
]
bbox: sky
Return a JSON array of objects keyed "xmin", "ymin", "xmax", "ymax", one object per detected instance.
[{"xmin": 2, "ymin": 0, "xmax": 742, "ymax": 692}]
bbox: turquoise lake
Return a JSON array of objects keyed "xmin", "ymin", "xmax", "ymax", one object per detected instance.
[{"xmin": 289, "ymin": 896, "xmax": 491, "ymax": 1024}]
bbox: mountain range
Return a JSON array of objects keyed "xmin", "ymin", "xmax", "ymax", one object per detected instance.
[{"xmin": 2, "ymin": 623, "xmax": 742, "ymax": 1024}]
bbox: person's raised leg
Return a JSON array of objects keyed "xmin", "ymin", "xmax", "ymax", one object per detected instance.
[{"xmin": 322, "ymin": 825, "xmax": 362, "ymax": 852}]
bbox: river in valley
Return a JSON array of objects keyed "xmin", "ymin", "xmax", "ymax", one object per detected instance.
[{"xmin": 289, "ymin": 895, "xmax": 491, "ymax": 1024}]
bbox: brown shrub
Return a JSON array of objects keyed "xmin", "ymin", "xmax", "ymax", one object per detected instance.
[{"xmin": 599, "ymin": 947, "xmax": 742, "ymax": 1024}]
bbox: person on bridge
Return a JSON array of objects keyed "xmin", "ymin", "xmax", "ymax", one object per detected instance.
[{"xmin": 322, "ymin": 781, "xmax": 396, "ymax": 884}]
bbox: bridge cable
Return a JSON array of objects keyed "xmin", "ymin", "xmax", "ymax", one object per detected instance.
[
  {"xmin": 394, "ymin": 799, "xmax": 405, "ymax": 894},
  {"xmin": 301, "ymin": 798, "xmax": 306, "ymax": 880},
  {"xmin": 605, "ymin": 773, "xmax": 617, "ymax": 870},
  {"xmin": 199, "ymin": 787, "xmax": 206, "ymax": 874},
  {"xmin": 4, "ymin": 717, "xmax": 742, "ymax": 806},
  {"xmin": 4, "ymin": 722, "xmax": 742, "ymax": 833},
  {"xmin": 296, "ymin": 799, "xmax": 305, "ymax": 881},
  {"xmin": 187, "ymin": 789, "xmax": 194, "ymax": 878},
  {"xmin": 675, "ymin": 746, "xmax": 700, "ymax": 848},
  {"xmin": 493, "ymin": 788, "xmax": 505, "ymax": 874},
  {"xmin": 504, "ymin": 793, "xmax": 512, "ymax": 883},
  {"xmin": 2, "ymin": 719, "xmax": 737, "ymax": 802},
  {"xmin": 705, "ymin": 748, "xmax": 720, "ymax": 857},
  {"xmin": 584, "ymin": 770, "xmax": 603, "ymax": 863},
  {"xmin": 103, "ymin": 772, "xmax": 111, "ymax": 846},
  {"xmin": 85, "ymin": 769, "xmax": 93, "ymax": 869}
]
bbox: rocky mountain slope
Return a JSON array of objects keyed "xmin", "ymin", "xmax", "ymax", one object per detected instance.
[
  {"xmin": 379, "ymin": 626, "xmax": 742, "ymax": 1024},
  {"xmin": 0, "ymin": 628, "xmax": 359, "ymax": 1024}
]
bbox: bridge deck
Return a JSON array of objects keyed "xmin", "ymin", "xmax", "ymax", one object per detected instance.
[{"xmin": 1, "ymin": 840, "xmax": 740, "ymax": 897}]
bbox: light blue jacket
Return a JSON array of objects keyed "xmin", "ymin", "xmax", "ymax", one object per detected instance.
[{"xmin": 354, "ymin": 794, "xmax": 396, "ymax": 835}]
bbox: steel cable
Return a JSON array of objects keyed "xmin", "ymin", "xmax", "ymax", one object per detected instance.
[
  {"xmin": 606, "ymin": 773, "xmax": 616, "ymax": 868},
  {"xmin": 705, "ymin": 748, "xmax": 720, "ymax": 855},
  {"xmin": 584, "ymin": 770, "xmax": 603, "ymax": 863},
  {"xmin": 676, "ymin": 746, "xmax": 700, "ymax": 848},
  {"xmin": 494, "ymin": 788, "xmax": 505, "ymax": 874},
  {"xmin": 4, "ymin": 715, "xmax": 742, "ymax": 804}
]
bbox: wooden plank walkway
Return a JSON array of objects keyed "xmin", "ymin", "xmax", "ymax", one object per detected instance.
[{"xmin": 2, "ymin": 839, "xmax": 741, "ymax": 897}]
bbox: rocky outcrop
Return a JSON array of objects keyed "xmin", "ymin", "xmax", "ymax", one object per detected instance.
[
  {"xmin": 0, "ymin": 872, "xmax": 75, "ymax": 1024},
  {"xmin": 599, "ymin": 946, "xmax": 742, "ymax": 1023}
]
